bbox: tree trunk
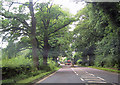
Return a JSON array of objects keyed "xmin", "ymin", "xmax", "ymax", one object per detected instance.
[
  {"xmin": 118, "ymin": 29, "xmax": 120, "ymax": 70},
  {"xmin": 82, "ymin": 56, "xmax": 87, "ymax": 66},
  {"xmin": 31, "ymin": 37, "xmax": 39, "ymax": 68},
  {"xmin": 29, "ymin": 0, "xmax": 39, "ymax": 69},
  {"xmin": 43, "ymin": 30, "xmax": 49, "ymax": 65},
  {"xmin": 89, "ymin": 55, "xmax": 95, "ymax": 66}
]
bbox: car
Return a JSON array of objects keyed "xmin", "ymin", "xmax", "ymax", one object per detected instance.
[{"xmin": 65, "ymin": 60, "xmax": 71, "ymax": 65}]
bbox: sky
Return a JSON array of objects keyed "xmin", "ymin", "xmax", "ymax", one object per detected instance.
[
  {"xmin": 0, "ymin": 0, "xmax": 86, "ymax": 48},
  {"xmin": 16, "ymin": 0, "xmax": 86, "ymax": 15}
]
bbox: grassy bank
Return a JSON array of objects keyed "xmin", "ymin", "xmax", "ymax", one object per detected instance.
[
  {"xmin": 2, "ymin": 67, "xmax": 60, "ymax": 84},
  {"xmin": 88, "ymin": 66, "xmax": 120, "ymax": 73}
]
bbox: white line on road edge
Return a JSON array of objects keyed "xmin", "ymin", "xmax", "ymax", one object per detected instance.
[
  {"xmin": 97, "ymin": 77, "xmax": 105, "ymax": 81},
  {"xmin": 80, "ymin": 78, "xmax": 84, "ymax": 81},
  {"xmin": 71, "ymin": 68, "xmax": 79, "ymax": 76},
  {"xmin": 34, "ymin": 68, "xmax": 62, "ymax": 84}
]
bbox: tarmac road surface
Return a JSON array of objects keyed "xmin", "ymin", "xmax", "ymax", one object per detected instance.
[{"xmin": 34, "ymin": 65, "xmax": 120, "ymax": 85}]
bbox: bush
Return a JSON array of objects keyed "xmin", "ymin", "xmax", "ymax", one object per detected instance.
[
  {"xmin": 39, "ymin": 65, "xmax": 51, "ymax": 72},
  {"xmin": 76, "ymin": 59, "xmax": 82, "ymax": 65},
  {"xmin": 2, "ymin": 56, "xmax": 33, "ymax": 79},
  {"xmin": 2, "ymin": 56, "xmax": 33, "ymax": 68},
  {"xmin": 48, "ymin": 59, "xmax": 58, "ymax": 71},
  {"xmin": 38, "ymin": 59, "xmax": 58, "ymax": 72}
]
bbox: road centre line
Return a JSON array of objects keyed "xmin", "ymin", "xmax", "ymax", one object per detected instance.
[{"xmin": 71, "ymin": 68, "xmax": 79, "ymax": 76}]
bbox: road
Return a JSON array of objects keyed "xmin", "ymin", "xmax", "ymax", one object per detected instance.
[{"xmin": 35, "ymin": 65, "xmax": 120, "ymax": 85}]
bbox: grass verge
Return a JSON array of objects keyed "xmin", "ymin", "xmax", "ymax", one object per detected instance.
[
  {"xmin": 2, "ymin": 67, "xmax": 60, "ymax": 84},
  {"xmin": 88, "ymin": 66, "xmax": 120, "ymax": 73},
  {"xmin": 16, "ymin": 71, "xmax": 52, "ymax": 84}
]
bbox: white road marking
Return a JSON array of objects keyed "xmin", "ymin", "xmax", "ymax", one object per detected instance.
[
  {"xmin": 71, "ymin": 68, "xmax": 79, "ymax": 76},
  {"xmin": 80, "ymin": 78, "xmax": 84, "ymax": 81},
  {"xmin": 88, "ymin": 73, "xmax": 95, "ymax": 76},
  {"xmin": 85, "ymin": 78, "xmax": 101, "ymax": 80},
  {"xmin": 35, "ymin": 68, "xmax": 61, "ymax": 84},
  {"xmin": 87, "ymin": 81, "xmax": 106, "ymax": 83},
  {"xmin": 82, "ymin": 76, "xmax": 96, "ymax": 78},
  {"xmin": 81, "ymin": 73, "xmax": 107, "ymax": 83},
  {"xmin": 97, "ymin": 77, "xmax": 105, "ymax": 81}
]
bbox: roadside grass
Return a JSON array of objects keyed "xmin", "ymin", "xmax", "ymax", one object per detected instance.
[
  {"xmin": 2, "ymin": 67, "xmax": 60, "ymax": 84},
  {"xmin": 17, "ymin": 71, "xmax": 52, "ymax": 84},
  {"xmin": 88, "ymin": 66, "xmax": 120, "ymax": 73}
]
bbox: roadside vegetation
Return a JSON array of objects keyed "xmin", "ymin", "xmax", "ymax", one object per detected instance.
[
  {"xmin": 2, "ymin": 55, "xmax": 60, "ymax": 84},
  {"xmin": 1, "ymin": 0, "xmax": 120, "ymax": 84},
  {"xmin": 1, "ymin": 0, "xmax": 72, "ymax": 84},
  {"xmin": 88, "ymin": 66, "xmax": 120, "ymax": 73},
  {"xmin": 73, "ymin": 2, "xmax": 120, "ymax": 71}
]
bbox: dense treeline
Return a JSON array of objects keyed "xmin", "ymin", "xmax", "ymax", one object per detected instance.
[
  {"xmin": 73, "ymin": 2, "xmax": 120, "ymax": 69},
  {"xmin": 1, "ymin": 0, "xmax": 75, "ymax": 81},
  {"xmin": 1, "ymin": 0, "xmax": 120, "ymax": 83}
]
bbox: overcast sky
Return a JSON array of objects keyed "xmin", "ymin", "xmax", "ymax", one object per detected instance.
[
  {"xmin": 16, "ymin": 0, "xmax": 86, "ymax": 15},
  {"xmin": 0, "ymin": 0, "xmax": 86, "ymax": 48}
]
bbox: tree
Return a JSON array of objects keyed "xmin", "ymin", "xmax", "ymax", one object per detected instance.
[
  {"xmin": 91, "ymin": 2, "xmax": 120, "ymax": 69},
  {"xmin": 73, "ymin": 3, "xmax": 120, "ymax": 68},
  {"xmin": 1, "ymin": 0, "xmax": 39, "ymax": 69},
  {"xmin": 35, "ymin": 2, "xmax": 76, "ymax": 65},
  {"xmin": 73, "ymin": 4, "xmax": 97, "ymax": 66},
  {"xmin": 29, "ymin": 0, "xmax": 39, "ymax": 69}
]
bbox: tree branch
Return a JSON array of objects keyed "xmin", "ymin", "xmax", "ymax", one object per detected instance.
[
  {"xmin": 47, "ymin": 2, "xmax": 53, "ymax": 13},
  {"xmin": 1, "ymin": 26, "xmax": 29, "ymax": 35},
  {"xmin": 1, "ymin": 13, "xmax": 30, "ymax": 29},
  {"xmin": 42, "ymin": 19, "xmax": 47, "ymax": 29},
  {"xmin": 33, "ymin": 0, "xmax": 39, "ymax": 6},
  {"xmin": 49, "ymin": 14, "xmax": 61, "ymax": 28},
  {"xmin": 48, "ymin": 20, "xmax": 73, "ymax": 36},
  {"xmin": 35, "ymin": 37, "xmax": 44, "ymax": 49},
  {"xmin": 12, "ymin": 2, "xmax": 29, "ymax": 6},
  {"xmin": 18, "ymin": 47, "xmax": 32, "ymax": 51},
  {"xmin": 8, "ymin": 2, "xmax": 13, "ymax": 12},
  {"xmin": 49, "ymin": 22, "xmax": 57, "ymax": 28}
]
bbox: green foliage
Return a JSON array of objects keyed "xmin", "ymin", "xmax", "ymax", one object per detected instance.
[
  {"xmin": 16, "ymin": 71, "xmax": 52, "ymax": 83},
  {"xmin": 73, "ymin": 3, "xmax": 120, "ymax": 68},
  {"xmin": 35, "ymin": 2, "xmax": 76, "ymax": 65},
  {"xmin": 95, "ymin": 30, "xmax": 119, "ymax": 67},
  {"xmin": 88, "ymin": 66, "xmax": 120, "ymax": 73},
  {"xmin": 76, "ymin": 59, "xmax": 82, "ymax": 64},
  {"xmin": 48, "ymin": 58, "xmax": 58, "ymax": 71},
  {"xmin": 2, "ymin": 70, "xmax": 53, "ymax": 84},
  {"xmin": 2, "ymin": 56, "xmax": 33, "ymax": 68},
  {"xmin": 2, "ymin": 55, "xmax": 33, "ymax": 79}
]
